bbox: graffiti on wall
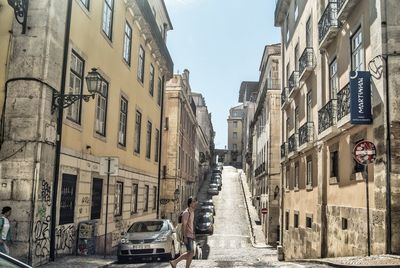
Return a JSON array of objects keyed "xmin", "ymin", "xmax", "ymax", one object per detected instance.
[
  {"xmin": 77, "ymin": 221, "xmax": 96, "ymax": 255},
  {"xmin": 81, "ymin": 196, "xmax": 90, "ymax": 205},
  {"xmin": 41, "ymin": 180, "xmax": 52, "ymax": 206},
  {"xmin": 55, "ymin": 225, "xmax": 75, "ymax": 252},
  {"xmin": 33, "ymin": 216, "xmax": 50, "ymax": 258}
]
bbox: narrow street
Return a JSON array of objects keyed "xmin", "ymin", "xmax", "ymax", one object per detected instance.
[{"xmin": 109, "ymin": 166, "xmax": 327, "ymax": 268}]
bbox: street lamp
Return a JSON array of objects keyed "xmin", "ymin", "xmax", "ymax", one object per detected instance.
[{"xmin": 52, "ymin": 68, "xmax": 104, "ymax": 113}]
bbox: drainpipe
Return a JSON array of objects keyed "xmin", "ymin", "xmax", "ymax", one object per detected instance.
[
  {"xmin": 157, "ymin": 75, "xmax": 166, "ymax": 218},
  {"xmin": 50, "ymin": 0, "xmax": 72, "ymax": 261}
]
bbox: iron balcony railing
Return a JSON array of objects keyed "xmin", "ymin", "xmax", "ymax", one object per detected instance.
[
  {"xmin": 288, "ymin": 71, "xmax": 299, "ymax": 95},
  {"xmin": 299, "ymin": 48, "xmax": 314, "ymax": 77},
  {"xmin": 288, "ymin": 133, "xmax": 298, "ymax": 153},
  {"xmin": 318, "ymin": 1, "xmax": 339, "ymax": 43},
  {"xmin": 135, "ymin": 0, "xmax": 173, "ymax": 74},
  {"xmin": 281, "ymin": 143, "xmax": 286, "ymax": 159},
  {"xmin": 298, "ymin": 122, "xmax": 314, "ymax": 146},
  {"xmin": 318, "ymin": 99, "xmax": 337, "ymax": 134},
  {"xmin": 337, "ymin": 83, "xmax": 350, "ymax": 121},
  {"xmin": 254, "ymin": 162, "xmax": 266, "ymax": 177},
  {"xmin": 337, "ymin": 0, "xmax": 346, "ymax": 12},
  {"xmin": 281, "ymin": 87, "xmax": 289, "ymax": 107}
]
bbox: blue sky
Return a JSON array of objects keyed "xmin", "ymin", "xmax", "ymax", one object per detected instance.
[{"xmin": 164, "ymin": 0, "xmax": 280, "ymax": 149}]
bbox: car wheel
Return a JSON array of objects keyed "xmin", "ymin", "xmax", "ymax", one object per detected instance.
[{"xmin": 169, "ymin": 242, "xmax": 176, "ymax": 260}]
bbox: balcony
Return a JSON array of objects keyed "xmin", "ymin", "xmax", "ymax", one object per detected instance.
[
  {"xmin": 281, "ymin": 143, "xmax": 287, "ymax": 160},
  {"xmin": 288, "ymin": 71, "xmax": 299, "ymax": 97},
  {"xmin": 337, "ymin": 0, "xmax": 360, "ymax": 22},
  {"xmin": 318, "ymin": 1, "xmax": 339, "ymax": 49},
  {"xmin": 318, "ymin": 99, "xmax": 337, "ymax": 134},
  {"xmin": 299, "ymin": 48, "xmax": 314, "ymax": 81},
  {"xmin": 281, "ymin": 87, "xmax": 291, "ymax": 109},
  {"xmin": 298, "ymin": 122, "xmax": 314, "ymax": 148},
  {"xmin": 288, "ymin": 133, "xmax": 298, "ymax": 154},
  {"xmin": 254, "ymin": 162, "xmax": 266, "ymax": 177},
  {"xmin": 337, "ymin": 83, "xmax": 350, "ymax": 122}
]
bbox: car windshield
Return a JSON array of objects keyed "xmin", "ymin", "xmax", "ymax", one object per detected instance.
[{"xmin": 128, "ymin": 221, "xmax": 167, "ymax": 233}]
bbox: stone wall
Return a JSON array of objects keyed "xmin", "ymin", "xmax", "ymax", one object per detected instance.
[{"xmin": 283, "ymin": 223, "xmax": 321, "ymax": 260}]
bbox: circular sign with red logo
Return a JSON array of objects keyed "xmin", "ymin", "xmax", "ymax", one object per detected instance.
[
  {"xmin": 261, "ymin": 208, "xmax": 268, "ymax": 214},
  {"xmin": 353, "ymin": 140, "xmax": 376, "ymax": 165}
]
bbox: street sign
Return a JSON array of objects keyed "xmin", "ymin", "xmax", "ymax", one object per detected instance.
[
  {"xmin": 261, "ymin": 208, "xmax": 268, "ymax": 214},
  {"xmin": 99, "ymin": 157, "xmax": 119, "ymax": 176},
  {"xmin": 353, "ymin": 141, "xmax": 376, "ymax": 165}
]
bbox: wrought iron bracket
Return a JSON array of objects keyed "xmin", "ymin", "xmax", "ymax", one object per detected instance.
[
  {"xmin": 52, "ymin": 93, "xmax": 95, "ymax": 114},
  {"xmin": 7, "ymin": 0, "xmax": 29, "ymax": 34}
]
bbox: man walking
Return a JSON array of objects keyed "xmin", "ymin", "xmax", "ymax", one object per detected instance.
[{"xmin": 170, "ymin": 196, "xmax": 197, "ymax": 268}]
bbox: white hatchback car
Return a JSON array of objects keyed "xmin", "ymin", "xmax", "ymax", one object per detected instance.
[{"xmin": 117, "ymin": 220, "xmax": 180, "ymax": 263}]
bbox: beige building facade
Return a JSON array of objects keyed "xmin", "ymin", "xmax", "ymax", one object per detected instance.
[
  {"xmin": 0, "ymin": 0, "xmax": 173, "ymax": 266},
  {"xmin": 160, "ymin": 70, "xmax": 198, "ymax": 222},
  {"xmin": 227, "ymin": 104, "xmax": 244, "ymax": 168},
  {"xmin": 250, "ymin": 44, "xmax": 281, "ymax": 246},
  {"xmin": 275, "ymin": 0, "xmax": 400, "ymax": 260}
]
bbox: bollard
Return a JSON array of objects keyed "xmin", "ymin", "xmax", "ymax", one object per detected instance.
[{"xmin": 277, "ymin": 245, "xmax": 284, "ymax": 261}]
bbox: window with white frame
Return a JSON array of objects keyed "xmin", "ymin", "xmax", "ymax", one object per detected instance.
[
  {"xmin": 138, "ymin": 45, "xmax": 145, "ymax": 83},
  {"xmin": 307, "ymin": 158, "xmax": 312, "ymax": 186},
  {"xmin": 154, "ymin": 129, "xmax": 160, "ymax": 162},
  {"xmin": 294, "ymin": 43, "xmax": 299, "ymax": 71},
  {"xmin": 80, "ymin": 0, "xmax": 90, "ymax": 10},
  {"xmin": 114, "ymin": 181, "xmax": 123, "ymax": 216},
  {"xmin": 329, "ymin": 58, "xmax": 338, "ymax": 100},
  {"xmin": 146, "ymin": 121, "xmax": 152, "ymax": 159},
  {"xmin": 351, "ymin": 27, "xmax": 363, "ymax": 71},
  {"xmin": 149, "ymin": 64, "xmax": 154, "ymax": 96},
  {"xmin": 134, "ymin": 111, "xmax": 142, "ymax": 154},
  {"xmin": 118, "ymin": 97, "xmax": 128, "ymax": 146},
  {"xmin": 102, "ymin": 0, "xmax": 114, "ymax": 40},
  {"xmin": 306, "ymin": 16, "xmax": 312, "ymax": 47},
  {"xmin": 285, "ymin": 14, "xmax": 289, "ymax": 44},
  {"xmin": 67, "ymin": 51, "xmax": 84, "ymax": 123},
  {"xmin": 95, "ymin": 80, "xmax": 108, "ymax": 136},
  {"xmin": 123, "ymin": 22, "xmax": 132, "ymax": 65},
  {"xmin": 157, "ymin": 77, "xmax": 162, "ymax": 106}
]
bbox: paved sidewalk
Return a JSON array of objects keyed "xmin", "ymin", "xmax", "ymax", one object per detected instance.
[
  {"xmin": 301, "ymin": 254, "xmax": 400, "ymax": 267},
  {"xmin": 39, "ymin": 256, "xmax": 115, "ymax": 268},
  {"xmin": 237, "ymin": 168, "xmax": 269, "ymax": 248}
]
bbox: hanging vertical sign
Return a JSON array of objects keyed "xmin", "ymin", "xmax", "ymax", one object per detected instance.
[{"xmin": 350, "ymin": 71, "xmax": 372, "ymax": 124}]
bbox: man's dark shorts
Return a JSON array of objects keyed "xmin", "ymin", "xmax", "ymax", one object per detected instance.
[{"xmin": 185, "ymin": 237, "xmax": 194, "ymax": 252}]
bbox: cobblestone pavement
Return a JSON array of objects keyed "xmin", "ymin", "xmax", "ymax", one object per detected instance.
[{"xmin": 109, "ymin": 166, "xmax": 328, "ymax": 268}]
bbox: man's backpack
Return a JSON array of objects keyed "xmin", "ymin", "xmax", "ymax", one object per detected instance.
[{"xmin": 178, "ymin": 211, "xmax": 184, "ymax": 224}]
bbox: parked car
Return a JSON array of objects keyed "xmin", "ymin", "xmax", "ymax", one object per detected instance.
[
  {"xmin": 207, "ymin": 186, "xmax": 219, "ymax": 195},
  {"xmin": 200, "ymin": 199, "xmax": 214, "ymax": 208},
  {"xmin": 0, "ymin": 252, "xmax": 31, "ymax": 268},
  {"xmin": 212, "ymin": 168, "xmax": 222, "ymax": 175},
  {"xmin": 211, "ymin": 177, "xmax": 222, "ymax": 188},
  {"xmin": 209, "ymin": 183, "xmax": 221, "ymax": 191},
  {"xmin": 195, "ymin": 213, "xmax": 214, "ymax": 235},
  {"xmin": 117, "ymin": 220, "xmax": 180, "ymax": 263},
  {"xmin": 198, "ymin": 205, "xmax": 215, "ymax": 216}
]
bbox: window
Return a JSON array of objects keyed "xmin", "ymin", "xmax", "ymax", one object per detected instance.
[
  {"xmin": 59, "ymin": 174, "xmax": 77, "ymax": 225},
  {"xmin": 286, "ymin": 63, "xmax": 290, "ymax": 87},
  {"xmin": 153, "ymin": 186, "xmax": 157, "ymax": 210},
  {"xmin": 330, "ymin": 150, "xmax": 339, "ymax": 178},
  {"xmin": 144, "ymin": 185, "xmax": 149, "ymax": 212},
  {"xmin": 157, "ymin": 77, "xmax": 162, "ymax": 106},
  {"xmin": 123, "ymin": 22, "xmax": 132, "ymax": 65},
  {"xmin": 286, "ymin": 116, "xmax": 290, "ymax": 140},
  {"xmin": 138, "ymin": 45, "xmax": 145, "ymax": 83},
  {"xmin": 285, "ymin": 211, "xmax": 289, "ymax": 230},
  {"xmin": 307, "ymin": 91, "xmax": 312, "ymax": 122},
  {"xmin": 131, "ymin": 183, "xmax": 138, "ymax": 214},
  {"xmin": 294, "ymin": 43, "xmax": 299, "ymax": 71},
  {"xmin": 149, "ymin": 64, "xmax": 154, "ymax": 96},
  {"xmin": 91, "ymin": 178, "xmax": 103, "ymax": 220},
  {"xmin": 146, "ymin": 121, "xmax": 152, "ymax": 159},
  {"xmin": 134, "ymin": 111, "xmax": 142, "ymax": 154},
  {"xmin": 285, "ymin": 14, "xmax": 289, "ymax": 44},
  {"xmin": 342, "ymin": 217, "xmax": 348, "ymax": 230},
  {"xmin": 351, "ymin": 27, "xmax": 363, "ymax": 71},
  {"xmin": 118, "ymin": 97, "xmax": 128, "ymax": 146},
  {"xmin": 294, "ymin": 0, "xmax": 298, "ymax": 21},
  {"xmin": 95, "ymin": 80, "xmax": 108, "ymax": 136},
  {"xmin": 306, "ymin": 16, "xmax": 312, "ymax": 47},
  {"xmin": 295, "ymin": 107, "xmax": 299, "ymax": 132},
  {"xmin": 306, "ymin": 215, "xmax": 312, "ymax": 228},
  {"xmin": 233, "ymin": 121, "xmax": 238, "ymax": 128},
  {"xmin": 294, "ymin": 212, "xmax": 299, "ymax": 228},
  {"xmin": 294, "ymin": 162, "xmax": 299, "ymax": 188},
  {"xmin": 114, "ymin": 181, "xmax": 123, "ymax": 216},
  {"xmin": 233, "ymin": 144, "xmax": 237, "ymax": 151},
  {"xmin": 102, "ymin": 0, "xmax": 114, "ymax": 40},
  {"xmin": 285, "ymin": 168, "xmax": 289, "ymax": 189},
  {"xmin": 233, "ymin": 132, "xmax": 237, "ymax": 139},
  {"xmin": 154, "ymin": 129, "xmax": 160, "ymax": 162},
  {"xmin": 307, "ymin": 158, "xmax": 313, "ymax": 186},
  {"xmin": 67, "ymin": 51, "xmax": 84, "ymax": 123},
  {"xmin": 329, "ymin": 58, "xmax": 338, "ymax": 100},
  {"xmin": 80, "ymin": 0, "xmax": 90, "ymax": 10}
]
